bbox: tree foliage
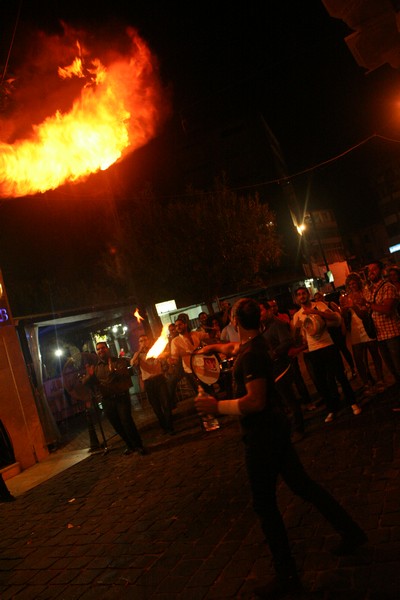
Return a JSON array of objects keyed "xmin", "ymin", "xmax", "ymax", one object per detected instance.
[{"xmin": 103, "ymin": 180, "xmax": 283, "ymax": 307}]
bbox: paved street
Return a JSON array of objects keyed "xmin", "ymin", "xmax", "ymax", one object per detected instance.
[{"xmin": 1, "ymin": 384, "xmax": 400, "ymax": 600}]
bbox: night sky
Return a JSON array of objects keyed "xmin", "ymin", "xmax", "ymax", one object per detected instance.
[{"xmin": 1, "ymin": 1, "xmax": 400, "ymax": 306}]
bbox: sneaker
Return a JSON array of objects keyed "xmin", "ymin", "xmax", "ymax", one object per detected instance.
[
  {"xmin": 351, "ymin": 404, "xmax": 362, "ymax": 416},
  {"xmin": 136, "ymin": 447, "xmax": 149, "ymax": 456},
  {"xmin": 123, "ymin": 448, "xmax": 134, "ymax": 456},
  {"xmin": 332, "ymin": 530, "xmax": 368, "ymax": 556},
  {"xmin": 324, "ymin": 412, "xmax": 335, "ymax": 423},
  {"xmin": 254, "ymin": 575, "xmax": 304, "ymax": 599}
]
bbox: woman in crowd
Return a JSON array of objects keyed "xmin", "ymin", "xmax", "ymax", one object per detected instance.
[{"xmin": 341, "ymin": 273, "xmax": 384, "ymax": 395}]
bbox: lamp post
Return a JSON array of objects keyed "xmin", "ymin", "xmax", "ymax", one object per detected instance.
[
  {"xmin": 296, "ymin": 213, "xmax": 335, "ymax": 290},
  {"xmin": 307, "ymin": 211, "xmax": 334, "ymax": 289}
]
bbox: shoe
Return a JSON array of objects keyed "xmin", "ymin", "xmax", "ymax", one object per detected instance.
[
  {"xmin": 0, "ymin": 495, "xmax": 16, "ymax": 503},
  {"xmin": 136, "ymin": 447, "xmax": 149, "ymax": 456},
  {"xmin": 254, "ymin": 575, "xmax": 304, "ymax": 599},
  {"xmin": 123, "ymin": 448, "xmax": 134, "ymax": 456},
  {"xmin": 324, "ymin": 412, "xmax": 335, "ymax": 423},
  {"xmin": 332, "ymin": 530, "xmax": 367, "ymax": 556},
  {"xmin": 351, "ymin": 404, "xmax": 362, "ymax": 416}
]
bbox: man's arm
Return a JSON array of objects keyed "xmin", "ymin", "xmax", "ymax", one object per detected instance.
[
  {"xmin": 130, "ymin": 351, "xmax": 140, "ymax": 368},
  {"xmin": 367, "ymin": 284, "xmax": 397, "ymax": 315},
  {"xmin": 197, "ymin": 341, "xmax": 239, "ymax": 356},
  {"xmin": 303, "ymin": 303, "xmax": 342, "ymax": 325},
  {"xmin": 195, "ymin": 377, "xmax": 267, "ymax": 416}
]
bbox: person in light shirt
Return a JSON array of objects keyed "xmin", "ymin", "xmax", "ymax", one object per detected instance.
[
  {"xmin": 292, "ymin": 286, "xmax": 361, "ymax": 423},
  {"xmin": 131, "ymin": 335, "xmax": 174, "ymax": 435},
  {"xmin": 170, "ymin": 314, "xmax": 210, "ymax": 393}
]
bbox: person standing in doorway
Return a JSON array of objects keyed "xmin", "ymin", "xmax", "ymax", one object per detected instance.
[{"xmin": 83, "ymin": 342, "xmax": 146, "ymax": 456}]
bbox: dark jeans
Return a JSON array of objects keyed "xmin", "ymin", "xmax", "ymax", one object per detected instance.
[
  {"xmin": 329, "ymin": 327, "xmax": 355, "ymax": 372},
  {"xmin": 275, "ymin": 365, "xmax": 304, "ymax": 433},
  {"xmin": 307, "ymin": 345, "xmax": 355, "ymax": 413},
  {"xmin": 102, "ymin": 392, "xmax": 143, "ymax": 450},
  {"xmin": 352, "ymin": 340, "xmax": 383, "ymax": 385},
  {"xmin": 244, "ymin": 416, "xmax": 363, "ymax": 577},
  {"xmin": 291, "ymin": 357, "xmax": 312, "ymax": 404},
  {"xmin": 378, "ymin": 335, "xmax": 400, "ymax": 384},
  {"xmin": 144, "ymin": 374, "xmax": 174, "ymax": 432}
]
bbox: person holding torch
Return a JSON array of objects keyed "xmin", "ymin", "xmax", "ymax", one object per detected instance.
[{"xmin": 195, "ymin": 298, "xmax": 366, "ymax": 599}]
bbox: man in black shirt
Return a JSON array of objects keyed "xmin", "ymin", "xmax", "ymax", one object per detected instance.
[
  {"xmin": 195, "ymin": 298, "xmax": 366, "ymax": 599},
  {"xmin": 83, "ymin": 342, "xmax": 146, "ymax": 456}
]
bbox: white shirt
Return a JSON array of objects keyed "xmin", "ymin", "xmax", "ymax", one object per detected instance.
[
  {"xmin": 170, "ymin": 331, "xmax": 208, "ymax": 373},
  {"xmin": 220, "ymin": 322, "xmax": 240, "ymax": 343},
  {"xmin": 292, "ymin": 302, "xmax": 339, "ymax": 352}
]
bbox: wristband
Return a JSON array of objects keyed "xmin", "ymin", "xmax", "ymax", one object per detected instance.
[{"xmin": 217, "ymin": 399, "xmax": 242, "ymax": 416}]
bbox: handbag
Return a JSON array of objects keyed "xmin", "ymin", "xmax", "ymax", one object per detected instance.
[{"xmin": 361, "ymin": 313, "xmax": 376, "ymax": 339}]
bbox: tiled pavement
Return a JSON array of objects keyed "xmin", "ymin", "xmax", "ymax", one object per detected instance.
[{"xmin": 1, "ymin": 380, "xmax": 400, "ymax": 599}]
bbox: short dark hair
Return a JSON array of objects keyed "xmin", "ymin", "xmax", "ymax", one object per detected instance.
[
  {"xmin": 175, "ymin": 313, "xmax": 191, "ymax": 331},
  {"xmin": 232, "ymin": 298, "xmax": 260, "ymax": 330},
  {"xmin": 368, "ymin": 261, "xmax": 383, "ymax": 271},
  {"xmin": 295, "ymin": 286, "xmax": 309, "ymax": 296}
]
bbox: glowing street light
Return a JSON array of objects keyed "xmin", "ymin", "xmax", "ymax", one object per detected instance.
[
  {"xmin": 296, "ymin": 223, "xmax": 306, "ymax": 236},
  {"xmin": 54, "ymin": 348, "xmax": 63, "ymax": 357}
]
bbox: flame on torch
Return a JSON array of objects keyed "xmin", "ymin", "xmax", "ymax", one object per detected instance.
[
  {"xmin": 146, "ymin": 324, "xmax": 170, "ymax": 360},
  {"xmin": 133, "ymin": 308, "xmax": 144, "ymax": 323}
]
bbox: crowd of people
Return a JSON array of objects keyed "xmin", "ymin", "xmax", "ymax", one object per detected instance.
[
  {"xmin": 73, "ymin": 260, "xmax": 400, "ymax": 459},
  {"xmin": 2, "ymin": 260, "xmax": 399, "ymax": 598}
]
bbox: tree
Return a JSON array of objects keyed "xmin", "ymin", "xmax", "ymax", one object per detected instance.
[{"xmin": 103, "ymin": 179, "xmax": 283, "ymax": 307}]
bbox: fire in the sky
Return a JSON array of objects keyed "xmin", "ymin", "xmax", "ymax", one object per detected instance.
[{"xmin": 0, "ymin": 27, "xmax": 169, "ymax": 198}]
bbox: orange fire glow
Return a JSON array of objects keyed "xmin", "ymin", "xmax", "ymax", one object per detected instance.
[
  {"xmin": 146, "ymin": 324, "xmax": 170, "ymax": 360},
  {"xmin": 0, "ymin": 27, "xmax": 169, "ymax": 198},
  {"xmin": 134, "ymin": 308, "xmax": 144, "ymax": 323}
]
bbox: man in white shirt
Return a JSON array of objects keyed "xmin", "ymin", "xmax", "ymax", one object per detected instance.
[
  {"xmin": 170, "ymin": 313, "xmax": 209, "ymax": 393},
  {"xmin": 292, "ymin": 287, "xmax": 361, "ymax": 423},
  {"xmin": 131, "ymin": 335, "xmax": 174, "ymax": 435}
]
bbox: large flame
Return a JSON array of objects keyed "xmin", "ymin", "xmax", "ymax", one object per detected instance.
[
  {"xmin": 0, "ymin": 27, "xmax": 168, "ymax": 198},
  {"xmin": 146, "ymin": 324, "xmax": 170, "ymax": 360}
]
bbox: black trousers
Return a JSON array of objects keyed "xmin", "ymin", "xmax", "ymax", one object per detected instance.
[
  {"xmin": 307, "ymin": 345, "xmax": 355, "ymax": 413},
  {"xmin": 102, "ymin": 392, "xmax": 143, "ymax": 450},
  {"xmin": 274, "ymin": 365, "xmax": 304, "ymax": 434},
  {"xmin": 244, "ymin": 416, "xmax": 363, "ymax": 577},
  {"xmin": 144, "ymin": 374, "xmax": 174, "ymax": 432}
]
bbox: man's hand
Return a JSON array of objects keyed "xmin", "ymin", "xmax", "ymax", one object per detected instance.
[{"xmin": 195, "ymin": 394, "xmax": 218, "ymax": 415}]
